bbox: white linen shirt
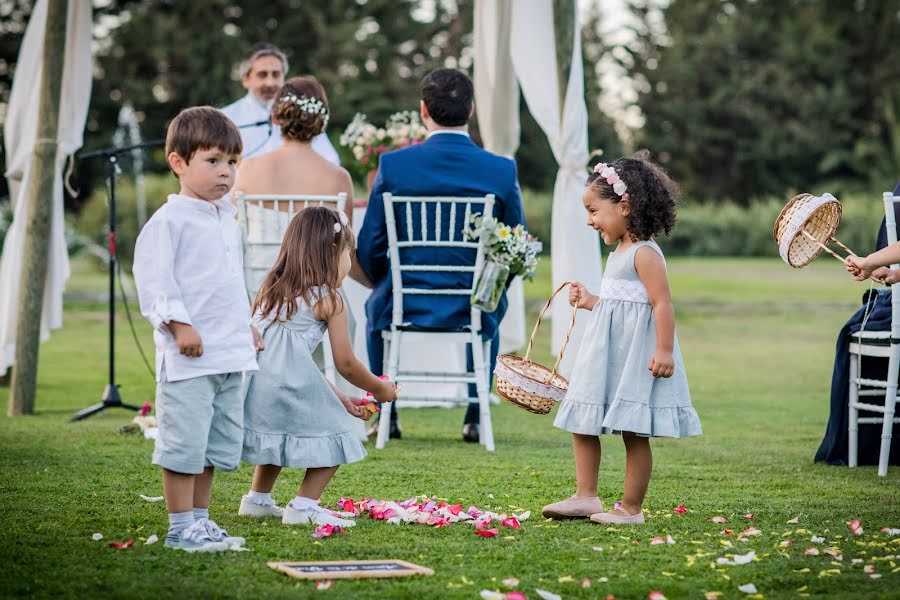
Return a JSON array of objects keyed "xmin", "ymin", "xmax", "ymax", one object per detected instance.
[
  {"xmin": 220, "ymin": 92, "xmax": 340, "ymax": 163},
  {"xmin": 133, "ymin": 194, "xmax": 258, "ymax": 382}
]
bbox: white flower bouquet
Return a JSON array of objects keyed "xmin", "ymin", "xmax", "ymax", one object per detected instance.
[
  {"xmin": 463, "ymin": 213, "xmax": 541, "ymax": 312},
  {"xmin": 339, "ymin": 111, "xmax": 427, "ymax": 177}
]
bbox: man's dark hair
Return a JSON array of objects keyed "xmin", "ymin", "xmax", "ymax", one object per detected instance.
[{"xmin": 420, "ymin": 68, "xmax": 474, "ymax": 127}]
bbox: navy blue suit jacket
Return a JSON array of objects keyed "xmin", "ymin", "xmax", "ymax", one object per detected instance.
[{"xmin": 357, "ymin": 132, "xmax": 525, "ymax": 339}]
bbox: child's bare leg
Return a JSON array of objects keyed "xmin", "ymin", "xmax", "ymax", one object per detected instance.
[
  {"xmin": 573, "ymin": 433, "xmax": 602, "ymax": 497},
  {"xmin": 620, "ymin": 432, "xmax": 652, "ymax": 515},
  {"xmin": 192, "ymin": 466, "xmax": 214, "ymax": 509},
  {"xmin": 251, "ymin": 465, "xmax": 283, "ymax": 493},
  {"xmin": 297, "ymin": 466, "xmax": 340, "ymax": 501},
  {"xmin": 162, "ymin": 468, "xmax": 194, "ymax": 514}
]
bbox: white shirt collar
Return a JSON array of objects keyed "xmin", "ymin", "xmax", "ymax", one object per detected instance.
[
  {"xmin": 427, "ymin": 129, "xmax": 470, "ymax": 139},
  {"xmin": 168, "ymin": 193, "xmax": 236, "ymax": 216}
]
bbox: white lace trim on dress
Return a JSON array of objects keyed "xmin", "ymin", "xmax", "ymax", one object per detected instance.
[{"xmin": 599, "ymin": 278, "xmax": 649, "ymax": 304}]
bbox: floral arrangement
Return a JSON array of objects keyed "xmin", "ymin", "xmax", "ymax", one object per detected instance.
[
  {"xmin": 339, "ymin": 111, "xmax": 427, "ymax": 176},
  {"xmin": 463, "ymin": 214, "xmax": 540, "ymax": 281}
]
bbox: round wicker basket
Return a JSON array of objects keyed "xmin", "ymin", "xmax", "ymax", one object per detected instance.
[
  {"xmin": 494, "ymin": 281, "xmax": 576, "ymax": 415},
  {"xmin": 773, "ymin": 193, "xmax": 842, "ymax": 268}
]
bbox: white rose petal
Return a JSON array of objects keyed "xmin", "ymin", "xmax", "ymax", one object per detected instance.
[
  {"xmin": 92, "ymin": 533, "xmax": 103, "ymax": 541},
  {"xmin": 144, "ymin": 534, "xmax": 159, "ymax": 545},
  {"xmin": 738, "ymin": 583, "xmax": 758, "ymax": 594}
]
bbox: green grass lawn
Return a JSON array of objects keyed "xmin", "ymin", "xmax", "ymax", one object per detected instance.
[{"xmin": 1, "ymin": 257, "xmax": 898, "ymax": 599}]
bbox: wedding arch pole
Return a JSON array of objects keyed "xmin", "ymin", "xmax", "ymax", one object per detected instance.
[
  {"xmin": 508, "ymin": 0, "xmax": 602, "ymax": 374},
  {"xmin": 473, "ymin": 0, "xmax": 526, "ymax": 353},
  {"xmin": 8, "ymin": 0, "xmax": 69, "ymax": 416}
]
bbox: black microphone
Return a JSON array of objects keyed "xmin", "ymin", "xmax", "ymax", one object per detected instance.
[{"xmin": 237, "ymin": 118, "xmax": 271, "ymax": 129}]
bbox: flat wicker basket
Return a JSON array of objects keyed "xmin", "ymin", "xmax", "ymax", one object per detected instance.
[
  {"xmin": 494, "ymin": 281, "xmax": 577, "ymax": 415},
  {"xmin": 773, "ymin": 193, "xmax": 846, "ymax": 268}
]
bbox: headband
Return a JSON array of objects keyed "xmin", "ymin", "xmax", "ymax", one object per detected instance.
[{"xmin": 593, "ymin": 162, "xmax": 628, "ymax": 198}]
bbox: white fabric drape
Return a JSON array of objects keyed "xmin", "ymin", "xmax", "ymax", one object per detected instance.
[
  {"xmin": 0, "ymin": 0, "xmax": 93, "ymax": 375},
  {"xmin": 473, "ymin": 0, "xmax": 526, "ymax": 354},
  {"xmin": 507, "ymin": 1, "xmax": 602, "ymax": 374}
]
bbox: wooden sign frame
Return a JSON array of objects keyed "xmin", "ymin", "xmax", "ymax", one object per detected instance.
[{"xmin": 268, "ymin": 559, "xmax": 434, "ymax": 580}]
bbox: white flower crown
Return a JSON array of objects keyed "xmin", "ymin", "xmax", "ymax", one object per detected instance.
[
  {"xmin": 279, "ymin": 93, "xmax": 330, "ymax": 129},
  {"xmin": 593, "ymin": 162, "xmax": 628, "ymax": 198},
  {"xmin": 333, "ymin": 211, "xmax": 350, "ymax": 233}
]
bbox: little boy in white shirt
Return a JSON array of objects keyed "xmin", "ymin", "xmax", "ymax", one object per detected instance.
[{"xmin": 133, "ymin": 106, "xmax": 264, "ymax": 552}]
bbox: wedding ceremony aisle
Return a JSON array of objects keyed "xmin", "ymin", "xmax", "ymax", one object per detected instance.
[{"xmin": 1, "ymin": 257, "xmax": 897, "ymax": 599}]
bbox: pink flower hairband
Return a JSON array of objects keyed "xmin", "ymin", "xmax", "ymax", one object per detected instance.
[{"xmin": 593, "ymin": 163, "xmax": 628, "ymax": 198}]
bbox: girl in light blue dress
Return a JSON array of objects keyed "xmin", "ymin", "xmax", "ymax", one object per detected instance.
[
  {"xmin": 239, "ymin": 207, "xmax": 396, "ymax": 527},
  {"xmin": 542, "ymin": 151, "xmax": 701, "ymax": 526}
]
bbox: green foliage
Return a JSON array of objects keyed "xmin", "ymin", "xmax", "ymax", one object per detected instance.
[{"xmin": 622, "ymin": 0, "xmax": 900, "ymax": 203}]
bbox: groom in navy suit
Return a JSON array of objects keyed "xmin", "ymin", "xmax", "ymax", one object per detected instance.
[{"xmin": 357, "ymin": 68, "xmax": 525, "ymax": 443}]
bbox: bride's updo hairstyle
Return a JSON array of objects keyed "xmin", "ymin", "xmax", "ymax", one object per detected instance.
[{"xmin": 272, "ymin": 76, "xmax": 330, "ymax": 143}]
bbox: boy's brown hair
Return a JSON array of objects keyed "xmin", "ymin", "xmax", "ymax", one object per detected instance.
[{"xmin": 165, "ymin": 106, "xmax": 242, "ymax": 174}]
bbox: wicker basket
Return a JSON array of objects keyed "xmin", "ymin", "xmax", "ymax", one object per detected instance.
[
  {"xmin": 494, "ymin": 281, "xmax": 578, "ymax": 415},
  {"xmin": 773, "ymin": 193, "xmax": 845, "ymax": 268}
]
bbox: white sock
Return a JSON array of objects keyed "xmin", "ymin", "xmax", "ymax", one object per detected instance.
[
  {"xmin": 247, "ymin": 491, "xmax": 273, "ymax": 506},
  {"xmin": 192, "ymin": 507, "xmax": 209, "ymax": 521},
  {"xmin": 167, "ymin": 511, "xmax": 193, "ymax": 542},
  {"xmin": 289, "ymin": 496, "xmax": 319, "ymax": 510}
]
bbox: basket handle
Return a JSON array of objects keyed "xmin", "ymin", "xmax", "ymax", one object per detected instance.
[
  {"xmin": 523, "ymin": 280, "xmax": 579, "ymax": 379},
  {"xmin": 800, "ymin": 230, "xmax": 885, "ymax": 283}
]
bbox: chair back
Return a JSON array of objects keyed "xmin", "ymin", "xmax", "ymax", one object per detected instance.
[
  {"xmin": 382, "ymin": 193, "xmax": 495, "ymax": 332},
  {"xmin": 883, "ymin": 192, "xmax": 900, "ymax": 341},
  {"xmin": 235, "ymin": 192, "xmax": 348, "ymax": 296}
]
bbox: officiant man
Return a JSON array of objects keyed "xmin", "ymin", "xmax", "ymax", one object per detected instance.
[
  {"xmin": 357, "ymin": 68, "xmax": 525, "ymax": 444},
  {"xmin": 221, "ymin": 43, "xmax": 339, "ymax": 163}
]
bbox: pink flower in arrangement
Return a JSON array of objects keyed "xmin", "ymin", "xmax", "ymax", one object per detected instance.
[
  {"xmin": 360, "ymin": 156, "xmax": 369, "ymax": 165},
  {"xmin": 140, "ymin": 401, "xmax": 152, "ymax": 416}
]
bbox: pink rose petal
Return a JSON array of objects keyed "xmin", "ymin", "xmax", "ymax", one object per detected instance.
[
  {"xmin": 582, "ymin": 578, "xmax": 591, "ymax": 588},
  {"xmin": 648, "ymin": 592, "xmax": 667, "ymax": 600},
  {"xmin": 475, "ymin": 528, "xmax": 499, "ymax": 538},
  {"xmin": 804, "ymin": 547, "xmax": 820, "ymax": 556},
  {"xmin": 501, "ymin": 517, "xmax": 521, "ymax": 529},
  {"xmin": 849, "ymin": 519, "xmax": 863, "ymax": 536},
  {"xmin": 673, "ymin": 505, "xmax": 688, "ymax": 514},
  {"xmin": 707, "ymin": 516, "xmax": 728, "ymax": 523},
  {"xmin": 507, "ymin": 593, "xmax": 527, "ymax": 600},
  {"xmin": 107, "ymin": 540, "xmax": 134, "ymax": 549},
  {"xmin": 651, "ymin": 536, "xmax": 665, "ymax": 545},
  {"xmin": 502, "ymin": 578, "xmax": 519, "ymax": 587},
  {"xmin": 316, "ymin": 580, "xmax": 333, "ymax": 590},
  {"xmin": 743, "ymin": 513, "xmax": 756, "ymax": 521}
]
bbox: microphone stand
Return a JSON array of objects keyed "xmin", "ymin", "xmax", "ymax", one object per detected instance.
[{"xmin": 69, "ymin": 139, "xmax": 163, "ymax": 421}]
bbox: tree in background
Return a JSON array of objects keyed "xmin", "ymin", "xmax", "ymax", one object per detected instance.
[{"xmin": 621, "ymin": 0, "xmax": 900, "ymax": 204}]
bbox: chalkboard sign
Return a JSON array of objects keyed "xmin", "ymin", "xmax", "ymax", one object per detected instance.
[{"xmin": 268, "ymin": 560, "xmax": 434, "ymax": 580}]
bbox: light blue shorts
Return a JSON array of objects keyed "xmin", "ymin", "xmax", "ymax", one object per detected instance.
[{"xmin": 152, "ymin": 367, "xmax": 244, "ymax": 475}]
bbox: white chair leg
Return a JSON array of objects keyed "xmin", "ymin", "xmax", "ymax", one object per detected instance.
[
  {"xmin": 848, "ymin": 352, "xmax": 859, "ymax": 468},
  {"xmin": 472, "ymin": 336, "xmax": 494, "ymax": 452},
  {"xmin": 878, "ymin": 394, "xmax": 895, "ymax": 478},
  {"xmin": 375, "ymin": 333, "xmax": 394, "ymax": 450}
]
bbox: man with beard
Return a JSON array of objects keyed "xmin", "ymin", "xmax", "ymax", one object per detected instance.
[{"xmin": 221, "ymin": 43, "xmax": 339, "ymax": 163}]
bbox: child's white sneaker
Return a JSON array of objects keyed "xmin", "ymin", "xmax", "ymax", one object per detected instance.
[
  {"xmin": 194, "ymin": 518, "xmax": 246, "ymax": 547},
  {"xmin": 239, "ymin": 495, "xmax": 285, "ymax": 518},
  {"xmin": 282, "ymin": 502, "xmax": 356, "ymax": 528},
  {"xmin": 164, "ymin": 522, "xmax": 229, "ymax": 553}
]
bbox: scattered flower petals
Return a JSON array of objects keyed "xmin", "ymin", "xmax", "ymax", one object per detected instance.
[
  {"xmin": 502, "ymin": 578, "xmax": 519, "ymax": 587},
  {"xmin": 717, "ymin": 550, "xmax": 755, "ymax": 565},
  {"xmin": 144, "ymin": 534, "xmax": 158, "ymax": 545},
  {"xmin": 722, "ymin": 529, "xmax": 733, "ymax": 536},
  {"xmin": 648, "ymin": 592, "xmax": 667, "ymax": 600},
  {"xmin": 599, "ymin": 577, "xmax": 609, "ymax": 583},
  {"xmin": 705, "ymin": 593, "xmax": 721, "ymax": 600},
  {"xmin": 536, "ymin": 590, "xmax": 561, "ymax": 600},
  {"xmin": 849, "ymin": 520, "xmax": 864, "ymax": 536},
  {"xmin": 475, "ymin": 528, "xmax": 499, "ymax": 538},
  {"xmin": 506, "ymin": 593, "xmax": 527, "ymax": 600},
  {"xmin": 315, "ymin": 580, "xmax": 333, "ymax": 590},
  {"xmin": 515, "ymin": 511, "xmax": 531, "ymax": 522},
  {"xmin": 666, "ymin": 534, "xmax": 676, "ymax": 545},
  {"xmin": 822, "ymin": 548, "xmax": 843, "ymax": 561},
  {"xmin": 743, "ymin": 514, "xmax": 756, "ymax": 521},
  {"xmin": 480, "ymin": 592, "xmax": 504, "ymax": 600},
  {"xmin": 708, "ymin": 516, "xmax": 728, "ymax": 524},
  {"xmin": 91, "ymin": 533, "xmax": 103, "ymax": 541},
  {"xmin": 804, "ymin": 548, "xmax": 820, "ymax": 556},
  {"xmin": 604, "ymin": 596, "xmax": 616, "ymax": 600},
  {"xmin": 107, "ymin": 540, "xmax": 134, "ymax": 549},
  {"xmin": 779, "ymin": 540, "xmax": 793, "ymax": 547},
  {"xmin": 310, "ymin": 524, "xmax": 345, "ymax": 539},
  {"xmin": 870, "ymin": 573, "xmax": 882, "ymax": 580},
  {"xmin": 673, "ymin": 505, "xmax": 688, "ymax": 514},
  {"xmin": 880, "ymin": 527, "xmax": 900, "ymax": 536},
  {"xmin": 787, "ymin": 516, "xmax": 800, "ymax": 524},
  {"xmin": 651, "ymin": 536, "xmax": 666, "ymax": 545},
  {"xmin": 852, "ymin": 558, "xmax": 864, "ymax": 564},
  {"xmin": 737, "ymin": 583, "xmax": 758, "ymax": 594},
  {"xmin": 811, "ymin": 535, "xmax": 825, "ymax": 543},
  {"xmin": 741, "ymin": 528, "xmax": 762, "ymax": 537},
  {"xmin": 582, "ymin": 578, "xmax": 591, "ymax": 588},
  {"xmin": 614, "ymin": 501, "xmax": 622, "ymax": 510},
  {"xmin": 139, "ymin": 495, "xmax": 164, "ymax": 502},
  {"xmin": 592, "ymin": 546, "xmax": 604, "ymax": 552},
  {"xmin": 864, "ymin": 564, "xmax": 876, "ymax": 574},
  {"xmin": 501, "ymin": 517, "xmax": 521, "ymax": 529}
]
